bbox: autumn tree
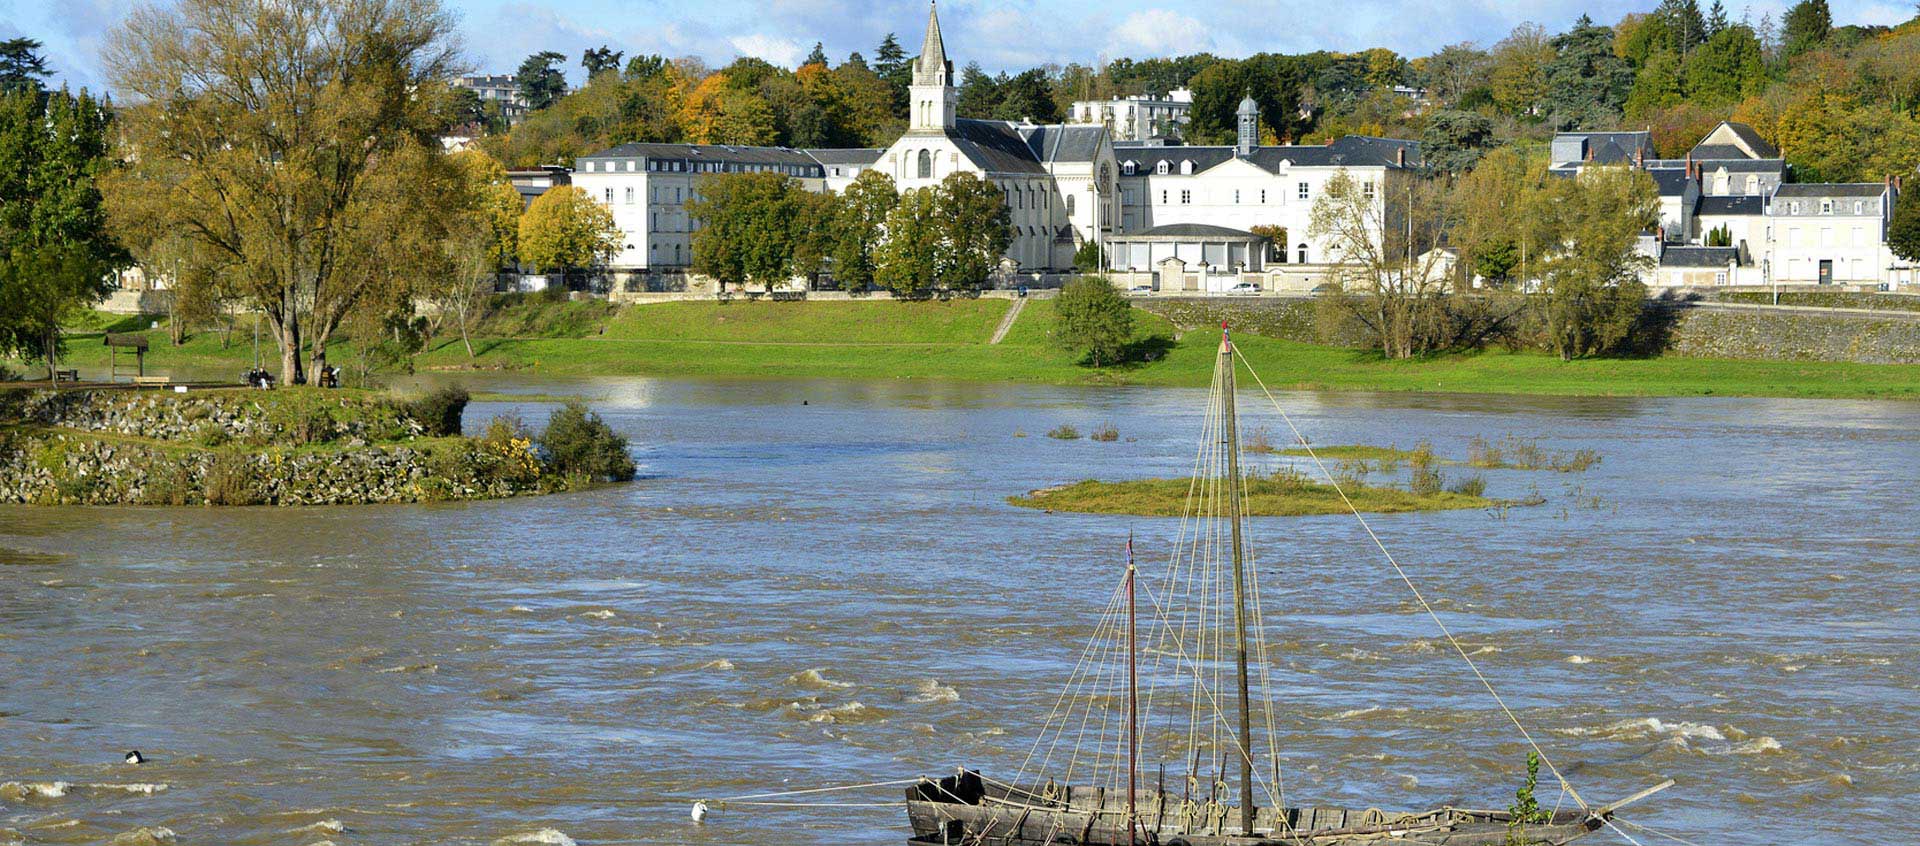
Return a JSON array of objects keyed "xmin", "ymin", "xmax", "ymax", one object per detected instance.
[
  {"xmin": 1308, "ymin": 170, "xmax": 1458, "ymax": 359},
  {"xmin": 1781, "ymin": 0, "xmax": 1832, "ymax": 58},
  {"xmin": 1489, "ymin": 23, "xmax": 1554, "ymax": 118},
  {"xmin": 830, "ymin": 170, "xmax": 898, "ymax": 291},
  {"xmin": 518, "ymin": 186, "xmax": 621, "ymax": 288},
  {"xmin": 104, "ymin": 0, "xmax": 461, "ymax": 385},
  {"xmin": 434, "ymin": 151, "xmax": 523, "ymax": 356},
  {"xmin": 1888, "ymin": 192, "xmax": 1920, "ymax": 265},
  {"xmin": 1535, "ymin": 166, "xmax": 1658, "ymax": 359}
]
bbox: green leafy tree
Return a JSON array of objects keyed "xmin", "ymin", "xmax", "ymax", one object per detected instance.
[
  {"xmin": 1684, "ymin": 26, "xmax": 1767, "ymax": 102},
  {"xmin": 956, "ymin": 62, "xmax": 1002, "ymax": 118},
  {"xmin": 873, "ymin": 33, "xmax": 911, "ymax": 119},
  {"xmin": 830, "ymin": 170, "xmax": 898, "ymax": 291},
  {"xmin": 874, "ymin": 187, "xmax": 941, "ymax": 296},
  {"xmin": 1309, "ymin": 170, "xmax": 1460, "ymax": 359},
  {"xmin": 1706, "ymin": 0, "xmax": 1729, "ymax": 37},
  {"xmin": 1655, "ymin": 0, "xmax": 1709, "ymax": 54},
  {"xmin": 581, "ymin": 46, "xmax": 623, "ymax": 78},
  {"xmin": 518, "ymin": 185, "xmax": 621, "ymax": 287},
  {"xmin": 686, "ymin": 172, "xmax": 814, "ymax": 293},
  {"xmin": 934, "ymin": 172, "xmax": 1013, "ymax": 291},
  {"xmin": 1625, "ymin": 50, "xmax": 1684, "ymax": 118},
  {"xmin": 1541, "ymin": 16, "xmax": 1634, "ymax": 130},
  {"xmin": 994, "ymin": 69, "xmax": 1060, "ymax": 123},
  {"xmin": 1053, "ymin": 276, "xmax": 1134, "ymax": 366},
  {"xmin": 1420, "ymin": 110, "xmax": 1495, "ymax": 174},
  {"xmin": 539, "ymin": 401, "xmax": 635, "ymax": 483},
  {"xmin": 0, "ymin": 37, "xmax": 50, "ymax": 94},
  {"xmin": 713, "ymin": 89, "xmax": 777, "ymax": 145},
  {"xmin": 1189, "ymin": 55, "xmax": 1306, "ymax": 144},
  {"xmin": 1889, "ymin": 193, "xmax": 1920, "ymax": 265},
  {"xmin": 1781, "ymin": 0, "xmax": 1832, "ymax": 58},
  {"xmin": 516, "ymin": 51, "xmax": 568, "ymax": 111},
  {"xmin": 803, "ymin": 42, "xmax": 829, "ymax": 68}
]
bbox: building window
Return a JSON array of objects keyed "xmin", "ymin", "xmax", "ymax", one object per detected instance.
[
  {"xmin": 1363, "ymin": 181, "xmax": 1375, "ymax": 199},
  {"xmin": 1234, "ymin": 190, "xmax": 1240, "ymax": 204},
  {"xmin": 917, "ymin": 149, "xmax": 932, "ymax": 179},
  {"xmin": 1789, "ymin": 201, "xmax": 1800, "ymax": 214},
  {"xmin": 1180, "ymin": 190, "xmax": 1191, "ymax": 204},
  {"xmin": 1161, "ymin": 190, "xmax": 1167, "ymax": 204},
  {"xmin": 624, "ymin": 187, "xmax": 634, "ymax": 204},
  {"xmin": 1715, "ymin": 271, "xmax": 1728, "ymax": 285},
  {"xmin": 1821, "ymin": 199, "xmax": 1832, "ymax": 214},
  {"xmin": 1066, "ymin": 195, "xmax": 1076, "ymax": 215},
  {"xmin": 1155, "ymin": 161, "xmax": 1169, "ymax": 175},
  {"xmin": 1260, "ymin": 190, "xmax": 1266, "ymax": 203},
  {"xmin": 603, "ymin": 187, "xmax": 613, "ymax": 203},
  {"xmin": 1180, "ymin": 160, "xmax": 1194, "ymax": 175},
  {"xmin": 1297, "ymin": 244, "xmax": 1308, "ymax": 263},
  {"xmin": 1123, "ymin": 161, "xmax": 1136, "ymax": 176},
  {"xmin": 1297, "ymin": 182, "xmax": 1309, "ymax": 200}
]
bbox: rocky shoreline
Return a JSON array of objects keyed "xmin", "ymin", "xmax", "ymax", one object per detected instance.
[{"xmin": 0, "ymin": 388, "xmax": 559, "ymax": 506}]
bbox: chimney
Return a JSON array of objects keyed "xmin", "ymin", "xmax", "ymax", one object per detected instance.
[
  {"xmin": 1395, "ymin": 147, "xmax": 1405, "ymax": 167},
  {"xmin": 1636, "ymin": 148, "xmax": 1644, "ymax": 167}
]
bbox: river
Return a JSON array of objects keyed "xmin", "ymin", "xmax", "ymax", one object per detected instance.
[{"xmin": 2, "ymin": 377, "xmax": 1915, "ymax": 845}]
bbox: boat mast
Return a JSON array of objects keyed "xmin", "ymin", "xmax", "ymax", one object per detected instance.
[
  {"xmin": 1219, "ymin": 327, "xmax": 1255, "ymax": 836},
  {"xmin": 1126, "ymin": 536, "xmax": 1138, "ymax": 846}
]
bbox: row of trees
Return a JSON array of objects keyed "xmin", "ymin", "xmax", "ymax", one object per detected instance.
[
  {"xmin": 687, "ymin": 170, "xmax": 1011, "ymax": 296},
  {"xmin": 1310, "ymin": 158, "xmax": 1661, "ymax": 361}
]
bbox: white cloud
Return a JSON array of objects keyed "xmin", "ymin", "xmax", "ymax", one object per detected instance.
[
  {"xmin": 1108, "ymin": 9, "xmax": 1214, "ymax": 57},
  {"xmin": 727, "ymin": 33, "xmax": 807, "ymax": 67}
]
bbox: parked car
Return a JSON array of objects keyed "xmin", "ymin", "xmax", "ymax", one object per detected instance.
[
  {"xmin": 1129, "ymin": 284, "xmax": 1154, "ymax": 293},
  {"xmin": 1228, "ymin": 281, "xmax": 1261, "ymax": 295},
  {"xmin": 1308, "ymin": 283, "xmax": 1335, "ymax": 296}
]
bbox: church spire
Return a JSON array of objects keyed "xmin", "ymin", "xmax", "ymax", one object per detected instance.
[
  {"xmin": 907, "ymin": 0, "xmax": 956, "ymax": 132},
  {"xmin": 914, "ymin": 1, "xmax": 950, "ymax": 86}
]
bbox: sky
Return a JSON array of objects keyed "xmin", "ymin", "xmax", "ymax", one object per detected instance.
[{"xmin": 4, "ymin": 0, "xmax": 1917, "ymax": 94}]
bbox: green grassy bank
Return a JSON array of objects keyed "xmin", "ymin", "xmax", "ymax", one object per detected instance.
[
  {"xmin": 18, "ymin": 297, "xmax": 1920, "ymax": 400},
  {"xmin": 1007, "ymin": 476, "xmax": 1502, "ymax": 517}
]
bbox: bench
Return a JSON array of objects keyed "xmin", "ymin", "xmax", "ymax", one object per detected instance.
[
  {"xmin": 132, "ymin": 375, "xmax": 171, "ymax": 386},
  {"xmin": 54, "ymin": 368, "xmax": 80, "ymax": 383}
]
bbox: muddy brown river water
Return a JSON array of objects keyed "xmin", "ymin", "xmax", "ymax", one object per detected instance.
[{"xmin": 2, "ymin": 377, "xmax": 1916, "ymax": 845}]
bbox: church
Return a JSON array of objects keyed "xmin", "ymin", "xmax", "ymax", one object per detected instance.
[{"xmin": 571, "ymin": 2, "xmax": 1424, "ymax": 287}]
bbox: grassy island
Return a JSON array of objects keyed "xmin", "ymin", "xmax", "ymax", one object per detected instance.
[{"xmin": 1007, "ymin": 476, "xmax": 1506, "ymax": 517}]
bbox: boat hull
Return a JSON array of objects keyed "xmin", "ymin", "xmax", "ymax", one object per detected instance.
[{"xmin": 904, "ymin": 772, "xmax": 1602, "ymax": 846}]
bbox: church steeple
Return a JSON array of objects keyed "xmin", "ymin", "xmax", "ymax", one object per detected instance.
[
  {"xmin": 908, "ymin": 1, "xmax": 957, "ymax": 133},
  {"xmin": 914, "ymin": 1, "xmax": 951, "ymax": 86}
]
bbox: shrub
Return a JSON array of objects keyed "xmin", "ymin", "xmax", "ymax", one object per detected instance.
[
  {"xmin": 203, "ymin": 450, "xmax": 262, "ymax": 505},
  {"xmin": 1267, "ymin": 466, "xmax": 1313, "ymax": 492},
  {"xmin": 404, "ymin": 385, "xmax": 470, "ymax": 437},
  {"xmin": 538, "ymin": 401, "xmax": 635, "ymax": 483},
  {"xmin": 140, "ymin": 460, "xmax": 195, "ymax": 506},
  {"xmin": 481, "ymin": 414, "xmax": 542, "ymax": 486},
  {"xmin": 1332, "ymin": 458, "xmax": 1371, "ymax": 489},
  {"xmin": 1552, "ymin": 449, "xmax": 1601, "ymax": 472},
  {"xmin": 1090, "ymin": 423, "xmax": 1119, "ymax": 442},
  {"xmin": 1408, "ymin": 440, "xmax": 1444, "ymax": 496},
  {"xmin": 1053, "ymin": 276, "xmax": 1135, "ymax": 367},
  {"xmin": 1243, "ymin": 426, "xmax": 1276, "ymax": 453},
  {"xmin": 194, "ymin": 423, "xmax": 230, "ymax": 448},
  {"xmin": 1448, "ymin": 475, "xmax": 1487, "ymax": 497},
  {"xmin": 1467, "ymin": 435, "xmax": 1502, "ymax": 468},
  {"xmin": 1047, "ymin": 424, "xmax": 1081, "ymax": 440}
]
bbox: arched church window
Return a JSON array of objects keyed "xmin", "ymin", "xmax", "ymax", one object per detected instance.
[
  {"xmin": 917, "ymin": 149, "xmax": 932, "ymax": 179},
  {"xmin": 1066, "ymin": 194, "xmax": 1076, "ymax": 215}
]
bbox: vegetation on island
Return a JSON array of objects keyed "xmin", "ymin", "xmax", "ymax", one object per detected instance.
[
  {"xmin": 1007, "ymin": 469, "xmax": 1508, "ymax": 518},
  {"xmin": 0, "ymin": 385, "xmax": 635, "ymax": 505}
]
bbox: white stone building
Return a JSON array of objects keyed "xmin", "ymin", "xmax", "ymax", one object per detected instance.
[
  {"xmin": 1766, "ymin": 182, "xmax": 1901, "ymax": 285},
  {"xmin": 1069, "ymin": 89, "xmax": 1192, "ymax": 142},
  {"xmin": 569, "ymin": 144, "xmax": 826, "ymax": 274}
]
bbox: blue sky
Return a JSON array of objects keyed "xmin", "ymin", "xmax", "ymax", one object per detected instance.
[{"xmin": 4, "ymin": 0, "xmax": 1916, "ymax": 93}]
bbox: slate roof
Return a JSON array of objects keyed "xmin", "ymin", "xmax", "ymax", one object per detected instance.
[
  {"xmin": 1698, "ymin": 195, "xmax": 1765, "ymax": 216},
  {"xmin": 1649, "ymin": 158, "xmax": 1786, "ymax": 173},
  {"xmin": 1690, "ymin": 122, "xmax": 1778, "ymax": 159},
  {"xmin": 948, "ymin": 119, "xmax": 1048, "ymax": 174},
  {"xmin": 1774, "ymin": 183, "xmax": 1889, "ymax": 198},
  {"xmin": 1018, "ymin": 124, "xmax": 1107, "ymax": 163},
  {"xmin": 1660, "ymin": 246, "xmax": 1739, "ymax": 267},
  {"xmin": 806, "ymin": 148, "xmax": 886, "ymax": 166},
  {"xmin": 1649, "ymin": 168, "xmax": 1693, "ymax": 196},
  {"xmin": 1115, "ymin": 136, "xmax": 1421, "ymax": 175},
  {"xmin": 579, "ymin": 142, "xmax": 822, "ymax": 169}
]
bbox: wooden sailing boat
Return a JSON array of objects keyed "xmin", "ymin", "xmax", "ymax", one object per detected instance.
[{"xmin": 900, "ymin": 330, "xmax": 1671, "ymax": 846}]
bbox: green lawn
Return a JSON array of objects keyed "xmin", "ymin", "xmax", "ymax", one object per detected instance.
[{"xmin": 18, "ymin": 299, "xmax": 1920, "ymax": 400}]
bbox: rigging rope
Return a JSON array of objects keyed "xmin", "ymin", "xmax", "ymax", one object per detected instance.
[{"xmin": 1231, "ymin": 345, "xmax": 1597, "ymax": 816}]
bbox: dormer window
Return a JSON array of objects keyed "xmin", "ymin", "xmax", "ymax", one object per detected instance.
[
  {"xmin": 1179, "ymin": 160, "xmax": 1194, "ymax": 175},
  {"xmin": 1820, "ymin": 199, "xmax": 1832, "ymax": 214},
  {"xmin": 1123, "ymin": 161, "xmax": 1136, "ymax": 176},
  {"xmin": 1155, "ymin": 161, "xmax": 1169, "ymax": 175}
]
